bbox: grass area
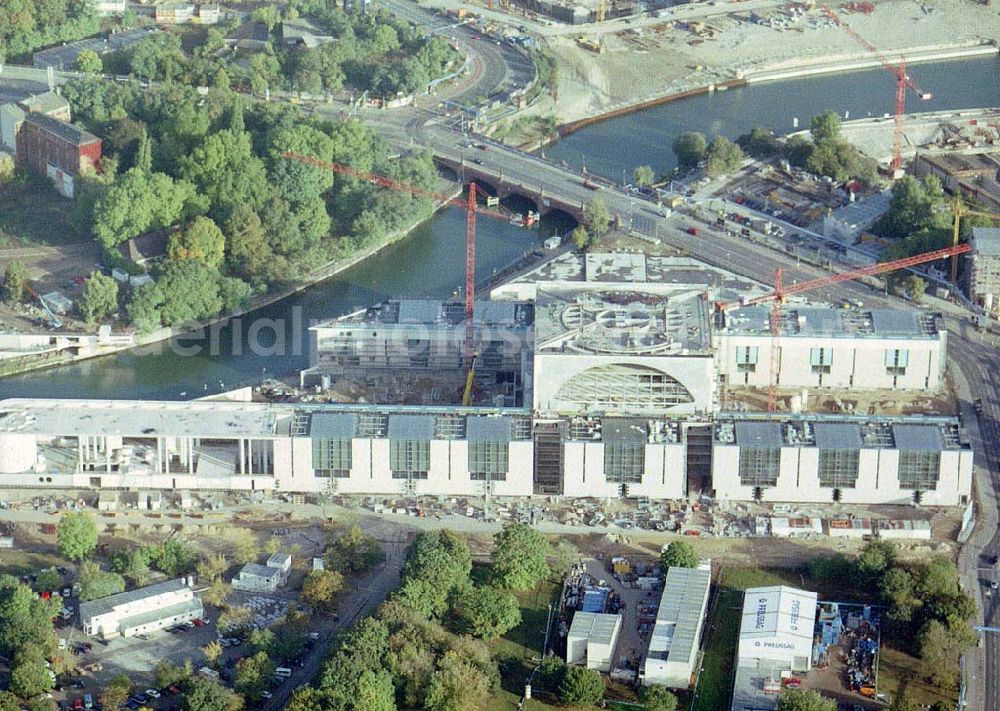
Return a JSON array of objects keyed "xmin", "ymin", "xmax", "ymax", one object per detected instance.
[
  {"xmin": 0, "ymin": 548, "xmax": 68, "ymax": 579},
  {"xmin": 0, "ymin": 178, "xmax": 82, "ymax": 247},
  {"xmin": 691, "ymin": 588, "xmax": 742, "ymax": 711},
  {"xmin": 719, "ymin": 567, "xmax": 800, "ymax": 591}
]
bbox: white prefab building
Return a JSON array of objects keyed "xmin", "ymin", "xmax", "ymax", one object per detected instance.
[
  {"xmin": 715, "ymin": 306, "xmax": 947, "ymax": 392},
  {"xmin": 712, "ymin": 416, "xmax": 973, "ymax": 506},
  {"xmin": 232, "ymin": 562, "xmax": 286, "ymax": 593},
  {"xmin": 738, "ymin": 586, "xmax": 817, "ymax": 671},
  {"xmin": 532, "ymin": 285, "xmax": 715, "ymax": 416},
  {"xmin": 566, "ymin": 612, "xmax": 622, "ymax": 672},
  {"xmin": 79, "ymin": 578, "xmax": 202, "ymax": 640},
  {"xmin": 642, "ymin": 566, "xmax": 712, "ymax": 688}
]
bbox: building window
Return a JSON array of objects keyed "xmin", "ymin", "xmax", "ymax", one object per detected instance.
[
  {"xmin": 897, "ymin": 450, "xmax": 940, "ymax": 490},
  {"xmin": 738, "ymin": 447, "xmax": 780, "ymax": 487},
  {"xmin": 604, "ymin": 443, "xmax": 644, "ymax": 484},
  {"xmin": 817, "ymin": 448, "xmax": 860, "ymax": 488},
  {"xmin": 885, "ymin": 348, "xmax": 909, "ymax": 376},
  {"xmin": 736, "ymin": 346, "xmax": 759, "ymax": 373},
  {"xmin": 312, "ymin": 438, "xmax": 352, "ymax": 478},
  {"xmin": 809, "ymin": 347, "xmax": 832, "ymax": 374},
  {"xmin": 468, "ymin": 441, "xmax": 509, "ymax": 481},
  {"xmin": 390, "ymin": 439, "xmax": 430, "ymax": 479}
]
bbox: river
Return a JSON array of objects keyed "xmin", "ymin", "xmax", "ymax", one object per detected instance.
[{"xmin": 1, "ymin": 55, "xmax": 997, "ymax": 400}]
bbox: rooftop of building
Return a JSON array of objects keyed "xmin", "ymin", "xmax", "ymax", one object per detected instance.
[
  {"xmin": 17, "ymin": 92, "xmax": 70, "ymax": 116},
  {"xmin": 739, "ymin": 585, "xmax": 817, "ymax": 642},
  {"xmin": 719, "ymin": 304, "xmax": 940, "ymax": 339},
  {"xmin": 565, "ymin": 416, "xmax": 682, "ymax": 444},
  {"xmin": 119, "ymin": 597, "xmax": 203, "ymax": 632},
  {"xmin": 714, "ymin": 414, "xmax": 967, "ymax": 451},
  {"xmin": 729, "ymin": 661, "xmax": 784, "ymax": 711},
  {"xmin": 281, "ymin": 18, "xmax": 335, "ymax": 46},
  {"xmin": 919, "ymin": 151, "xmax": 1000, "ymax": 176},
  {"xmin": 32, "ymin": 28, "xmax": 159, "ymax": 62},
  {"xmin": 239, "ymin": 563, "xmax": 281, "ymax": 579},
  {"xmin": 534, "ymin": 285, "xmax": 712, "ymax": 356},
  {"xmin": 568, "ymin": 611, "xmax": 620, "ymax": 646},
  {"xmin": 22, "ymin": 113, "xmax": 100, "ymax": 147},
  {"xmin": 972, "ymin": 227, "xmax": 1000, "ymax": 258},
  {"xmin": 503, "ymin": 252, "xmax": 771, "ymax": 303},
  {"xmin": 302, "ymin": 410, "xmax": 532, "ymax": 441},
  {"xmin": 646, "ymin": 566, "xmax": 712, "ymax": 664},
  {"xmin": 824, "ymin": 191, "xmax": 893, "ymax": 227},
  {"xmin": 311, "ymin": 299, "xmax": 534, "ymax": 331},
  {"xmin": 79, "ymin": 578, "xmax": 190, "ymax": 621}
]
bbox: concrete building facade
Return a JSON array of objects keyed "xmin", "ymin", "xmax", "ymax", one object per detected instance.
[
  {"xmin": 715, "ymin": 306, "xmax": 947, "ymax": 391},
  {"xmin": 712, "ymin": 416, "xmax": 973, "ymax": 506},
  {"xmin": 968, "ymin": 227, "xmax": 1000, "ymax": 316}
]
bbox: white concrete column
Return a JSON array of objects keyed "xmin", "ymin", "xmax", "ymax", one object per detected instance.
[
  {"xmin": 239, "ymin": 439, "xmax": 246, "ymax": 474},
  {"xmin": 106, "ymin": 437, "xmax": 111, "ymax": 473}
]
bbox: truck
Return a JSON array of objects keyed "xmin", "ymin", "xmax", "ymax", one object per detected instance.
[{"xmin": 686, "ymin": 226, "xmax": 700, "ymax": 236}]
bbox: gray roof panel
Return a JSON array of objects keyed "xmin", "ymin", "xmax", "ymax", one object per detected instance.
[
  {"xmin": 397, "ymin": 300, "xmax": 441, "ymax": 324},
  {"xmin": 309, "ymin": 413, "xmax": 358, "ymax": 439},
  {"xmin": 735, "ymin": 421, "xmax": 783, "ymax": 448},
  {"xmin": 387, "ymin": 414, "xmax": 435, "ymax": 440},
  {"xmin": 973, "ymin": 227, "xmax": 1000, "ymax": 258},
  {"xmin": 466, "ymin": 416, "xmax": 512, "ymax": 443},
  {"xmin": 892, "ymin": 424, "xmax": 943, "ymax": 452},
  {"xmin": 814, "ymin": 423, "xmax": 862, "ymax": 450},
  {"xmin": 871, "ymin": 310, "xmax": 920, "ymax": 336},
  {"xmin": 603, "ymin": 418, "xmax": 648, "ymax": 445}
]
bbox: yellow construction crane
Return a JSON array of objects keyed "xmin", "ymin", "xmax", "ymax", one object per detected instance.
[
  {"xmin": 462, "ymin": 353, "xmax": 478, "ymax": 406},
  {"xmin": 950, "ymin": 198, "xmax": 1000, "ymax": 282},
  {"xmin": 596, "ymin": 0, "xmax": 607, "ymax": 23}
]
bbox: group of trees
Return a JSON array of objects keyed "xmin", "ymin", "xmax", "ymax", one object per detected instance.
[
  {"xmin": 294, "ymin": 524, "xmax": 550, "ymax": 710},
  {"xmin": 571, "ymin": 197, "xmax": 613, "ymax": 250},
  {"xmin": 810, "ymin": 541, "xmax": 975, "ymax": 690},
  {"xmin": 60, "ymin": 78, "xmax": 439, "ymax": 332},
  {"xmin": 672, "ymin": 132, "xmax": 745, "ymax": 177},
  {"xmin": 660, "ymin": 540, "xmax": 699, "ymax": 570},
  {"xmin": 0, "ymin": 574, "xmax": 64, "ymax": 703},
  {"xmin": 0, "ymin": 0, "xmax": 99, "ymax": 62},
  {"xmin": 783, "ymin": 111, "xmax": 877, "ymax": 184}
]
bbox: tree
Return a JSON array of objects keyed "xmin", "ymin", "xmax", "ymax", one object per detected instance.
[
  {"xmin": 179, "ymin": 129, "xmax": 270, "ymax": 221},
  {"xmin": 855, "ymin": 541, "xmax": 896, "ymax": 589},
  {"xmin": 154, "ymin": 659, "xmax": 193, "ymax": 689},
  {"xmin": 491, "ymin": 523, "xmax": 549, "ymax": 591},
  {"xmin": 182, "ymin": 677, "xmax": 244, "ymax": 711},
  {"xmin": 881, "ymin": 568, "xmax": 920, "ymax": 623},
  {"xmin": 111, "ymin": 547, "xmax": 151, "ymax": 586},
  {"xmin": 903, "ymin": 274, "xmax": 927, "ymax": 303},
  {"xmin": 918, "ymin": 618, "xmax": 973, "ymax": 689},
  {"xmin": 0, "ymin": 691, "xmax": 22, "ymax": 711},
  {"xmin": 356, "ymin": 669, "xmax": 396, "ymax": 711},
  {"xmin": 80, "ymin": 271, "xmax": 118, "ymax": 325},
  {"xmin": 582, "ymin": 197, "xmax": 611, "ymax": 239},
  {"xmin": 457, "ymin": 586, "xmax": 521, "ymax": 640},
  {"xmin": 784, "ymin": 134, "xmax": 814, "ymax": 168},
  {"xmin": 168, "ymin": 217, "xmax": 226, "ymax": 269},
  {"xmin": 810, "ymin": 111, "xmax": 842, "ymax": 145},
  {"xmin": 10, "ymin": 651, "xmax": 53, "ymax": 698},
  {"xmin": 57, "ymin": 512, "xmax": 98, "ymax": 561},
  {"xmin": 73, "ymin": 48, "xmax": 102, "ymax": 74},
  {"xmin": 248, "ymin": 628, "xmax": 276, "ymax": 657},
  {"xmin": 155, "ymin": 261, "xmax": 224, "ymax": 326},
  {"xmin": 268, "ymin": 124, "xmax": 335, "ymax": 206},
  {"xmin": 0, "ymin": 577, "xmax": 60, "ymax": 658},
  {"xmin": 203, "ymin": 640, "xmax": 223, "ymax": 666},
  {"xmin": 232, "ymin": 529, "xmax": 259, "ymax": 565},
  {"xmin": 776, "ymin": 689, "xmax": 837, "ymax": 711},
  {"xmin": 76, "ymin": 560, "xmax": 126, "ymax": 602},
  {"xmin": 234, "ymin": 651, "xmax": 275, "ymax": 702},
  {"xmin": 705, "ymin": 135, "xmax": 744, "ymax": 178},
  {"xmin": 202, "ymin": 578, "xmax": 231, "ymax": 608},
  {"xmin": 424, "ymin": 650, "xmax": 494, "ymax": 711},
  {"xmin": 737, "ymin": 127, "xmax": 780, "ymax": 159},
  {"xmin": 264, "ymin": 536, "xmax": 281, "ymax": 557},
  {"xmin": 225, "ymin": 206, "xmax": 271, "ymax": 281},
  {"xmin": 889, "ymin": 694, "xmax": 919, "ymax": 711},
  {"xmin": 673, "ymin": 131, "xmax": 707, "ymax": 170},
  {"xmin": 557, "ymin": 665, "xmax": 603, "ymax": 707},
  {"xmin": 661, "ymin": 541, "xmax": 699, "ymax": 571},
  {"xmin": 35, "ymin": 569, "xmax": 62, "ymax": 593},
  {"xmin": 147, "ymin": 539, "xmax": 196, "ymax": 577},
  {"xmin": 301, "ymin": 569, "xmax": 345, "ymax": 611},
  {"xmin": 325, "ymin": 525, "xmax": 384, "ymax": 575},
  {"xmin": 2, "ymin": 260, "xmax": 29, "ymax": 303},
  {"xmin": 633, "ymin": 165, "xmax": 655, "ymax": 188},
  {"xmin": 99, "ymin": 675, "xmax": 132, "ymax": 711},
  {"xmin": 197, "ymin": 553, "xmax": 229, "ymax": 581},
  {"xmin": 639, "ymin": 684, "xmax": 678, "ymax": 711},
  {"xmin": 570, "ymin": 225, "xmax": 590, "ymax": 251}
]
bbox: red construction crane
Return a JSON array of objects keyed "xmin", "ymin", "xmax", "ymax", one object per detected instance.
[
  {"xmin": 822, "ymin": 5, "xmax": 932, "ymax": 175},
  {"xmin": 717, "ymin": 242, "xmax": 971, "ymax": 412},
  {"xmin": 280, "ymin": 151, "xmax": 525, "ymax": 376}
]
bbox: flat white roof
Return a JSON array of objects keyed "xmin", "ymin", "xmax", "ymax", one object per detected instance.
[
  {"xmin": 739, "ymin": 586, "xmax": 817, "ymax": 643},
  {"xmin": 568, "ymin": 611, "xmax": 621, "ymax": 647},
  {"xmin": 647, "ymin": 567, "xmax": 712, "ymax": 664}
]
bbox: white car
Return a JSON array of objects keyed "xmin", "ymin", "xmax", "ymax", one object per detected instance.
[
  {"xmin": 145, "ymin": 689, "xmax": 161, "ymax": 699},
  {"xmin": 261, "ymin": 691, "xmax": 273, "ymax": 700}
]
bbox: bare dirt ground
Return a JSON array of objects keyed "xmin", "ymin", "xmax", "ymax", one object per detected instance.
[{"xmin": 516, "ymin": 0, "xmax": 1000, "ymax": 125}]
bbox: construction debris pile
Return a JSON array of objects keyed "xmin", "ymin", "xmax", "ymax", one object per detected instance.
[{"xmin": 813, "ymin": 602, "xmax": 882, "ymax": 699}]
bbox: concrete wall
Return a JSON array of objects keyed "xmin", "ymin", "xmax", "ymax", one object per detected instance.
[
  {"xmin": 712, "ymin": 444, "xmax": 972, "ymax": 506},
  {"xmin": 715, "ymin": 334, "xmax": 945, "ymax": 391}
]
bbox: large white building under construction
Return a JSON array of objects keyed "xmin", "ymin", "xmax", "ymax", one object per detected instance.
[{"xmin": 0, "ymin": 399, "xmax": 972, "ymax": 505}]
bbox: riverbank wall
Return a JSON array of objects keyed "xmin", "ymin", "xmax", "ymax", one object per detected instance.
[{"xmin": 556, "ymin": 41, "xmax": 998, "ymax": 137}]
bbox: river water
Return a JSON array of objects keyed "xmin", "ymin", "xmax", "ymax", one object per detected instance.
[{"xmin": 1, "ymin": 55, "xmax": 997, "ymax": 400}]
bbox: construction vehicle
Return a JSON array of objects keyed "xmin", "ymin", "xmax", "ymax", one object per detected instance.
[
  {"xmin": 822, "ymin": 5, "xmax": 932, "ymax": 176},
  {"xmin": 715, "ymin": 242, "xmax": 971, "ymax": 411},
  {"xmin": 25, "ymin": 285, "xmax": 62, "ymax": 329}
]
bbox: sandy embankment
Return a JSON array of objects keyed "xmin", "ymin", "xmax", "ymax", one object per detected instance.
[{"xmin": 519, "ymin": 0, "xmax": 1000, "ymax": 127}]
